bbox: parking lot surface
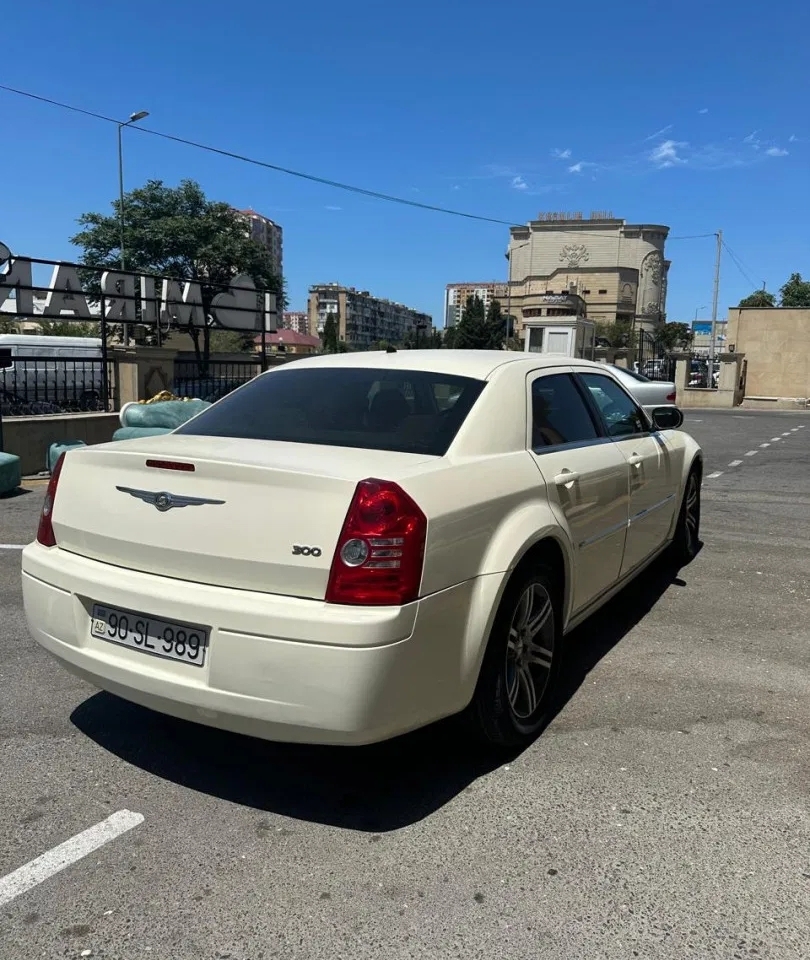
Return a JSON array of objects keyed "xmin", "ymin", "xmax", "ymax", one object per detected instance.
[{"xmin": 1, "ymin": 409, "xmax": 809, "ymax": 959}]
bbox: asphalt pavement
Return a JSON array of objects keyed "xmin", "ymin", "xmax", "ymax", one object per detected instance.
[{"xmin": 1, "ymin": 409, "xmax": 809, "ymax": 960}]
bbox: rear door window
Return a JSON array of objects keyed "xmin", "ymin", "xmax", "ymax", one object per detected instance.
[
  {"xmin": 530, "ymin": 373, "xmax": 600, "ymax": 450},
  {"xmin": 177, "ymin": 366, "xmax": 486, "ymax": 456}
]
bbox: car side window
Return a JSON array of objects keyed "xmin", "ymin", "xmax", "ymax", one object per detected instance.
[
  {"xmin": 530, "ymin": 374, "xmax": 599, "ymax": 450},
  {"xmin": 579, "ymin": 373, "xmax": 647, "ymax": 438}
]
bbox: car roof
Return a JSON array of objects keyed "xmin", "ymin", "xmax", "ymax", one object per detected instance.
[{"xmin": 272, "ymin": 349, "xmax": 611, "ymax": 380}]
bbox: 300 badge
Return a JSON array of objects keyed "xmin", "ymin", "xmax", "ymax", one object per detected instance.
[{"xmin": 292, "ymin": 544, "xmax": 322, "ymax": 557}]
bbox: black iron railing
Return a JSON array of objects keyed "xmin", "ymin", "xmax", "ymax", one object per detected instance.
[
  {"xmin": 172, "ymin": 359, "xmax": 261, "ymax": 402},
  {"xmin": 0, "ymin": 356, "xmax": 113, "ymax": 416}
]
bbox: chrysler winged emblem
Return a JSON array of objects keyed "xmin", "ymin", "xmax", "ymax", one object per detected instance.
[{"xmin": 116, "ymin": 487, "xmax": 226, "ymax": 512}]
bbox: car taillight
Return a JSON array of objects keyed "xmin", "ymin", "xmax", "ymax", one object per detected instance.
[
  {"xmin": 326, "ymin": 478, "xmax": 427, "ymax": 606},
  {"xmin": 666, "ymin": 391, "xmax": 677, "ymax": 402},
  {"xmin": 37, "ymin": 453, "xmax": 65, "ymax": 547}
]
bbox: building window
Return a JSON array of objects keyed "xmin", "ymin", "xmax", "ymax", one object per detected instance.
[
  {"xmin": 598, "ymin": 289, "xmax": 608, "ymax": 295},
  {"xmin": 583, "ymin": 289, "xmax": 591, "ymax": 295}
]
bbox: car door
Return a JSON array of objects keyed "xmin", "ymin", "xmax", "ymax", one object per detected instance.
[
  {"xmin": 527, "ymin": 370, "xmax": 630, "ymax": 614},
  {"xmin": 577, "ymin": 370, "xmax": 678, "ymax": 576}
]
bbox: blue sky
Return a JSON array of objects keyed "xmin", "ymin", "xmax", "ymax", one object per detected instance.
[{"xmin": 2, "ymin": 0, "xmax": 808, "ymax": 328}]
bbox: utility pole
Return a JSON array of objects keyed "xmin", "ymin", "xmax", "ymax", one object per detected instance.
[{"xmin": 708, "ymin": 230, "xmax": 722, "ymax": 385}]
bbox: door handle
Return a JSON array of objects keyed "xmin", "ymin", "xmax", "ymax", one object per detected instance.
[
  {"xmin": 627, "ymin": 454, "xmax": 643, "ymax": 467},
  {"xmin": 554, "ymin": 470, "xmax": 580, "ymax": 485}
]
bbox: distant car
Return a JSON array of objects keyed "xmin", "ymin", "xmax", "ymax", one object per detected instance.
[
  {"xmin": 23, "ymin": 352, "xmax": 702, "ymax": 749},
  {"xmin": 607, "ymin": 365, "xmax": 677, "ymax": 414}
]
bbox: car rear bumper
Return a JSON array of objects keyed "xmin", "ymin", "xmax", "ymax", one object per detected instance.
[{"xmin": 21, "ymin": 543, "xmax": 477, "ymax": 745}]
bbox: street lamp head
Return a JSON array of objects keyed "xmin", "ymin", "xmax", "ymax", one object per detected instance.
[{"xmin": 129, "ymin": 110, "xmax": 149, "ymax": 123}]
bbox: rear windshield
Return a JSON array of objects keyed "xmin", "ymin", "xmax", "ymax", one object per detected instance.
[{"xmin": 176, "ymin": 366, "xmax": 486, "ymax": 456}]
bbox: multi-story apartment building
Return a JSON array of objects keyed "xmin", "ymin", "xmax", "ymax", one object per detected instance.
[
  {"xmin": 444, "ymin": 282, "xmax": 508, "ymax": 328},
  {"xmin": 237, "ymin": 208, "xmax": 283, "ymax": 278},
  {"xmin": 282, "ymin": 311, "xmax": 309, "ymax": 336},
  {"xmin": 307, "ymin": 284, "xmax": 432, "ymax": 350},
  {"xmin": 505, "ymin": 211, "xmax": 670, "ymax": 338}
]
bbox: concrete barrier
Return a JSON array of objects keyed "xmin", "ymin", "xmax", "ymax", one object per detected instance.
[{"xmin": 1, "ymin": 413, "xmax": 119, "ymax": 476}]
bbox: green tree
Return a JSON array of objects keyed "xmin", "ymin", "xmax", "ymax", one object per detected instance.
[
  {"xmin": 71, "ymin": 179, "xmax": 285, "ymax": 373},
  {"xmin": 484, "ymin": 298, "xmax": 506, "ymax": 349},
  {"xmin": 0, "ymin": 318, "xmax": 19, "ymax": 335},
  {"xmin": 738, "ymin": 289, "xmax": 776, "ymax": 308},
  {"xmin": 779, "ymin": 273, "xmax": 810, "ymax": 308},
  {"xmin": 455, "ymin": 295, "xmax": 489, "ymax": 349},
  {"xmin": 36, "ymin": 320, "xmax": 100, "ymax": 337},
  {"xmin": 442, "ymin": 325, "xmax": 458, "ymax": 349},
  {"xmin": 595, "ymin": 318, "xmax": 632, "ymax": 348},
  {"xmin": 656, "ymin": 321, "xmax": 693, "ymax": 350},
  {"xmin": 321, "ymin": 316, "xmax": 339, "ymax": 353}
]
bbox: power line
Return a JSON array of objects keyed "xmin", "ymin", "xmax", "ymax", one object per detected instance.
[
  {"xmin": 721, "ymin": 239, "xmax": 758, "ymax": 290},
  {"xmin": 0, "ymin": 83, "xmax": 724, "ymax": 242}
]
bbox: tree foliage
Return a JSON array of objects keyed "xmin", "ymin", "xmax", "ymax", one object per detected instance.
[
  {"xmin": 36, "ymin": 320, "xmax": 100, "ymax": 338},
  {"xmin": 594, "ymin": 319, "xmax": 632, "ymax": 348},
  {"xmin": 70, "ymin": 179, "xmax": 285, "ymax": 371},
  {"xmin": 455, "ymin": 295, "xmax": 490, "ymax": 349},
  {"xmin": 484, "ymin": 299, "xmax": 507, "ymax": 349},
  {"xmin": 738, "ymin": 289, "xmax": 776, "ymax": 308},
  {"xmin": 656, "ymin": 321, "xmax": 693, "ymax": 350},
  {"xmin": 779, "ymin": 273, "xmax": 810, "ymax": 308},
  {"xmin": 442, "ymin": 325, "xmax": 458, "ymax": 348},
  {"xmin": 321, "ymin": 316, "xmax": 339, "ymax": 353},
  {"xmin": 0, "ymin": 318, "xmax": 19, "ymax": 335}
]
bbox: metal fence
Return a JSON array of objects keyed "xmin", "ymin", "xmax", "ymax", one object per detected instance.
[
  {"xmin": 0, "ymin": 356, "xmax": 113, "ymax": 417},
  {"xmin": 172, "ymin": 359, "xmax": 262, "ymax": 402},
  {"xmin": 636, "ymin": 331, "xmax": 676, "ymax": 382}
]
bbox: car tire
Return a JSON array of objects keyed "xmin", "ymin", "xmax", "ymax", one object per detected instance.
[
  {"xmin": 670, "ymin": 467, "xmax": 701, "ymax": 565},
  {"xmin": 468, "ymin": 563, "xmax": 563, "ymax": 749}
]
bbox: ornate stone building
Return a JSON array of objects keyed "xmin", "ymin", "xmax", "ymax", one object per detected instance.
[{"xmin": 505, "ymin": 212, "xmax": 670, "ymax": 338}]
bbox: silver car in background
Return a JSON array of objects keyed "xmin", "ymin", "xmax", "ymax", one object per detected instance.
[{"xmin": 607, "ymin": 365, "xmax": 678, "ymax": 416}]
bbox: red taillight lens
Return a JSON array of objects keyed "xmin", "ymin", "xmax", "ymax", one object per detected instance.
[
  {"xmin": 37, "ymin": 453, "xmax": 65, "ymax": 547},
  {"xmin": 666, "ymin": 391, "xmax": 677, "ymax": 402},
  {"xmin": 326, "ymin": 478, "xmax": 427, "ymax": 606}
]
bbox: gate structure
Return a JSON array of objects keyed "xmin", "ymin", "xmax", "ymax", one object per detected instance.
[{"xmin": 636, "ymin": 329, "xmax": 675, "ymax": 382}]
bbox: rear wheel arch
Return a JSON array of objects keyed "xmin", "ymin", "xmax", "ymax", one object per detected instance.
[{"xmin": 459, "ymin": 531, "xmax": 572, "ymax": 703}]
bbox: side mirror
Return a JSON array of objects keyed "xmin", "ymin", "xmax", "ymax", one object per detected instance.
[
  {"xmin": 651, "ymin": 406, "xmax": 684, "ymax": 431},
  {"xmin": 0, "ymin": 348, "xmax": 12, "ymax": 369}
]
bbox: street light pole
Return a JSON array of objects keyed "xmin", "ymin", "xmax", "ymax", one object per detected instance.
[
  {"xmin": 117, "ymin": 111, "xmax": 149, "ymax": 346},
  {"xmin": 505, "ymin": 238, "xmax": 530, "ymax": 349}
]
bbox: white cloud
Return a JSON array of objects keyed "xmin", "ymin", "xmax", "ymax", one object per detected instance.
[
  {"xmin": 511, "ymin": 175, "xmax": 528, "ymax": 190},
  {"xmin": 766, "ymin": 146, "xmax": 788, "ymax": 157},
  {"xmin": 325, "ymin": 205, "xmax": 342, "ymax": 211},
  {"xmin": 568, "ymin": 162, "xmax": 585, "ymax": 174},
  {"xmin": 699, "ymin": 108, "xmax": 709, "ymax": 114},
  {"xmin": 743, "ymin": 131, "xmax": 761, "ymax": 150},
  {"xmin": 551, "ymin": 148, "xmax": 571, "ymax": 159},
  {"xmin": 649, "ymin": 139, "xmax": 687, "ymax": 167},
  {"xmin": 451, "ymin": 184, "xmax": 460, "ymax": 191},
  {"xmin": 789, "ymin": 134, "xmax": 798, "ymax": 143},
  {"xmin": 645, "ymin": 124, "xmax": 673, "ymax": 141}
]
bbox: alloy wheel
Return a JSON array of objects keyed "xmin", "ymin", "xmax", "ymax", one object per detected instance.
[
  {"xmin": 505, "ymin": 582, "xmax": 555, "ymax": 721},
  {"xmin": 685, "ymin": 474, "xmax": 700, "ymax": 555}
]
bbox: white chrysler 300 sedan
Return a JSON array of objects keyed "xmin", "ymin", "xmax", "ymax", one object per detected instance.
[{"xmin": 22, "ymin": 352, "xmax": 702, "ymax": 748}]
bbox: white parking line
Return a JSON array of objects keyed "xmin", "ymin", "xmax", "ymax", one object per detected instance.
[
  {"xmin": 0, "ymin": 810, "xmax": 143, "ymax": 907},
  {"xmin": 745, "ymin": 450, "xmax": 758, "ymax": 457},
  {"xmin": 0, "ymin": 545, "xmax": 26, "ymax": 551},
  {"xmin": 782, "ymin": 431, "xmax": 792, "ymax": 436},
  {"xmin": 728, "ymin": 460, "xmax": 743, "ymax": 467},
  {"xmin": 760, "ymin": 442, "xmax": 771, "ymax": 448},
  {"xmin": 707, "ymin": 471, "xmax": 723, "ymax": 479},
  {"xmin": 791, "ymin": 428, "xmax": 799, "ymax": 432},
  {"xmin": 771, "ymin": 437, "xmax": 782, "ymax": 442}
]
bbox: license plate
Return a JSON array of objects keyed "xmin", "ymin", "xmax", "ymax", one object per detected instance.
[{"xmin": 91, "ymin": 604, "xmax": 208, "ymax": 667}]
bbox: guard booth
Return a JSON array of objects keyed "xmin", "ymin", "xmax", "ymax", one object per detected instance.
[{"xmin": 522, "ymin": 292, "xmax": 596, "ymax": 359}]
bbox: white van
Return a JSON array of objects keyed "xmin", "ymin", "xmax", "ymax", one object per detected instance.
[{"xmin": 0, "ymin": 335, "xmax": 105, "ymax": 412}]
